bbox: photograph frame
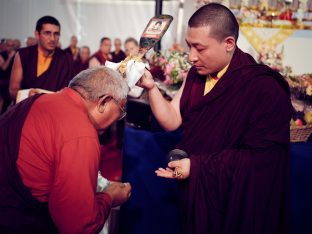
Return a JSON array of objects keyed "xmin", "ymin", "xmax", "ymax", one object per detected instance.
[{"xmin": 142, "ymin": 17, "xmax": 171, "ymax": 39}]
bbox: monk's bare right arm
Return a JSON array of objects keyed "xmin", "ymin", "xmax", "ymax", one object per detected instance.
[
  {"xmin": 139, "ymin": 70, "xmax": 185, "ymax": 131},
  {"xmin": 89, "ymin": 57, "xmax": 100, "ymax": 68},
  {"xmin": 9, "ymin": 52, "xmax": 23, "ymax": 100}
]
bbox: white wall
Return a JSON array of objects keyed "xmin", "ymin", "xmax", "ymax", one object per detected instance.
[
  {"xmin": 237, "ymin": 28, "xmax": 312, "ymax": 75},
  {"xmin": 0, "ymin": 0, "xmax": 179, "ymax": 53},
  {"xmin": 2, "ymin": 0, "xmax": 310, "ymax": 74}
]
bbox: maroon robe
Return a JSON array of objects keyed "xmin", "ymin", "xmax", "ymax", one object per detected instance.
[
  {"xmin": 0, "ymin": 94, "xmax": 57, "ymax": 233},
  {"xmin": 110, "ymin": 50, "xmax": 126, "ymax": 63},
  {"xmin": 90, "ymin": 50, "xmax": 110, "ymax": 65},
  {"xmin": 18, "ymin": 45, "xmax": 74, "ymax": 91},
  {"xmin": 0, "ymin": 51, "xmax": 15, "ymax": 80},
  {"xmin": 0, "ymin": 51, "xmax": 14, "ymax": 110},
  {"xmin": 73, "ymin": 58, "xmax": 89, "ymax": 76},
  {"xmin": 64, "ymin": 46, "xmax": 80, "ymax": 61},
  {"xmin": 176, "ymin": 48, "xmax": 292, "ymax": 234}
]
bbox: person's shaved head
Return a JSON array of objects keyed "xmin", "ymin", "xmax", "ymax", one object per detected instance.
[{"xmin": 188, "ymin": 3, "xmax": 239, "ymax": 42}]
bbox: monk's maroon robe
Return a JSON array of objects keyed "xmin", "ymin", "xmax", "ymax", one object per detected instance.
[
  {"xmin": 18, "ymin": 45, "xmax": 74, "ymax": 91},
  {"xmin": 110, "ymin": 50, "xmax": 126, "ymax": 63},
  {"xmin": 90, "ymin": 50, "xmax": 110, "ymax": 65},
  {"xmin": 73, "ymin": 59, "xmax": 89, "ymax": 76},
  {"xmin": 176, "ymin": 48, "xmax": 292, "ymax": 234},
  {"xmin": 64, "ymin": 46, "xmax": 80, "ymax": 61}
]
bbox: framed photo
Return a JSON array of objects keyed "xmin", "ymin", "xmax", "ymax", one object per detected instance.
[{"xmin": 142, "ymin": 18, "xmax": 171, "ymax": 39}]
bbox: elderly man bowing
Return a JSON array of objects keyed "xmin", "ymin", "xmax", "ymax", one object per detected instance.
[{"xmin": 0, "ymin": 66, "xmax": 131, "ymax": 234}]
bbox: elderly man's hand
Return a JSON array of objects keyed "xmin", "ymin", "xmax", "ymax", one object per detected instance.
[
  {"xmin": 104, "ymin": 182, "xmax": 132, "ymax": 207},
  {"xmin": 137, "ymin": 69, "xmax": 155, "ymax": 90}
]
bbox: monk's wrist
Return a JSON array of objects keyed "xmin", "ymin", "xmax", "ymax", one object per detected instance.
[
  {"xmin": 142, "ymin": 79, "xmax": 155, "ymax": 91},
  {"xmin": 147, "ymin": 83, "xmax": 157, "ymax": 92}
]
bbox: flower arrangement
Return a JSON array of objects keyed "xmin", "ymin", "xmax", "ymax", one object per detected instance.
[
  {"xmin": 258, "ymin": 44, "xmax": 284, "ymax": 72},
  {"xmin": 150, "ymin": 44, "xmax": 191, "ymax": 89},
  {"xmin": 286, "ymin": 72, "xmax": 312, "ymax": 139},
  {"xmin": 286, "ymin": 73, "xmax": 312, "ymax": 98}
]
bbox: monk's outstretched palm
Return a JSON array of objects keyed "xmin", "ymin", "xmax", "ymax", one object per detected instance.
[{"xmin": 155, "ymin": 158, "xmax": 190, "ymax": 180}]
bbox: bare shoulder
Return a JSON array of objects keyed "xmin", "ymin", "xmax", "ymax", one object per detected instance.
[
  {"xmin": 12, "ymin": 52, "xmax": 22, "ymax": 66},
  {"xmin": 89, "ymin": 57, "xmax": 100, "ymax": 68}
]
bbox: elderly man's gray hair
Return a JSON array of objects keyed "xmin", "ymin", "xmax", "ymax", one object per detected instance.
[{"xmin": 69, "ymin": 66, "xmax": 129, "ymax": 101}]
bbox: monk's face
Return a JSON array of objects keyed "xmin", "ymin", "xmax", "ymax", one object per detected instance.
[
  {"xmin": 114, "ymin": 39, "xmax": 122, "ymax": 51},
  {"xmin": 5, "ymin": 39, "xmax": 15, "ymax": 53},
  {"xmin": 70, "ymin": 36, "xmax": 78, "ymax": 47},
  {"xmin": 185, "ymin": 26, "xmax": 235, "ymax": 75},
  {"xmin": 125, "ymin": 41, "xmax": 139, "ymax": 56},
  {"xmin": 100, "ymin": 39, "xmax": 111, "ymax": 55},
  {"xmin": 80, "ymin": 47, "xmax": 90, "ymax": 62},
  {"xmin": 36, "ymin": 23, "xmax": 60, "ymax": 52}
]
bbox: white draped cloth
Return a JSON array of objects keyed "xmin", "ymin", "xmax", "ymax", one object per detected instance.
[{"xmin": 105, "ymin": 60, "xmax": 146, "ymax": 97}]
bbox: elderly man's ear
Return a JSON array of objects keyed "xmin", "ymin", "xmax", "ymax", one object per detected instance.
[{"xmin": 97, "ymin": 95, "xmax": 111, "ymax": 113}]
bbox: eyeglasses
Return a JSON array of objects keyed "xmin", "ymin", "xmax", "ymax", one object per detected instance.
[
  {"xmin": 98, "ymin": 95, "xmax": 126, "ymax": 121},
  {"xmin": 41, "ymin": 31, "xmax": 60, "ymax": 38},
  {"xmin": 74, "ymin": 88, "xmax": 127, "ymax": 121},
  {"xmin": 110, "ymin": 97, "xmax": 127, "ymax": 121}
]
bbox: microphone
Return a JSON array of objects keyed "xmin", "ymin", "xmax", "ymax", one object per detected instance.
[{"xmin": 167, "ymin": 149, "xmax": 188, "ymax": 163}]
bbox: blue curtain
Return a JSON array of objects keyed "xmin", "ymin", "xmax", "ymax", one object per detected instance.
[{"xmin": 120, "ymin": 127, "xmax": 312, "ymax": 234}]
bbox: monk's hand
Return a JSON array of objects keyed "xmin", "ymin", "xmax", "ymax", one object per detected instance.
[
  {"xmin": 155, "ymin": 158, "xmax": 190, "ymax": 180},
  {"xmin": 137, "ymin": 69, "xmax": 155, "ymax": 90}
]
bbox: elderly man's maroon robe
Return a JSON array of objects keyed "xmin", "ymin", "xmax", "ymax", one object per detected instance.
[
  {"xmin": 0, "ymin": 94, "xmax": 57, "ymax": 233},
  {"xmin": 176, "ymin": 48, "xmax": 292, "ymax": 234}
]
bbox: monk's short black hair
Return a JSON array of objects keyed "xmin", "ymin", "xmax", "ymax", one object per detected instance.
[
  {"xmin": 36, "ymin": 16, "xmax": 60, "ymax": 32},
  {"xmin": 100, "ymin": 37, "xmax": 111, "ymax": 44},
  {"xmin": 188, "ymin": 3, "xmax": 239, "ymax": 42},
  {"xmin": 125, "ymin": 37, "xmax": 138, "ymax": 46}
]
